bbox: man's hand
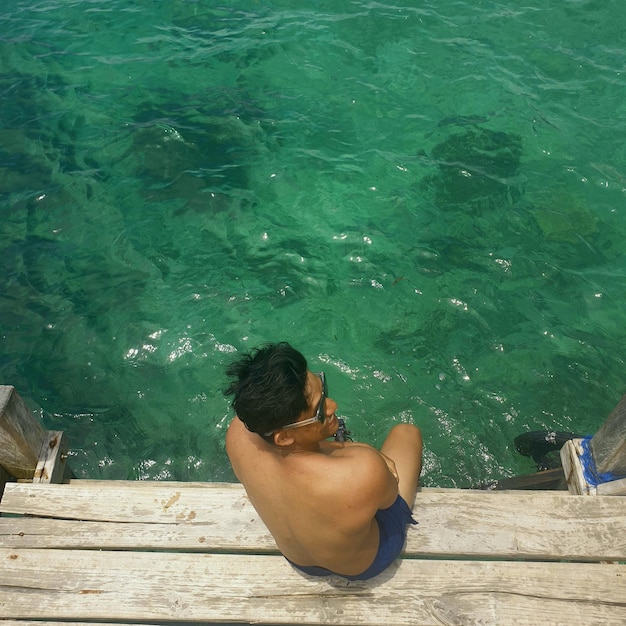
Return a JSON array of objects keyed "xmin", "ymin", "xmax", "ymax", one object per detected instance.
[{"xmin": 379, "ymin": 452, "xmax": 399, "ymax": 482}]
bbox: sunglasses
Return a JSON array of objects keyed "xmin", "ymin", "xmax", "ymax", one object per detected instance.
[{"xmin": 265, "ymin": 372, "xmax": 327, "ymax": 436}]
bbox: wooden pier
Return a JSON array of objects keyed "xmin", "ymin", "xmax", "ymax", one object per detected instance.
[{"xmin": 1, "ymin": 386, "xmax": 626, "ymax": 625}]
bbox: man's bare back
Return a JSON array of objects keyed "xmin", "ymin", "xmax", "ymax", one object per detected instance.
[
  {"xmin": 226, "ymin": 416, "xmax": 401, "ymax": 575},
  {"xmin": 224, "ymin": 343, "xmax": 422, "ymax": 580}
]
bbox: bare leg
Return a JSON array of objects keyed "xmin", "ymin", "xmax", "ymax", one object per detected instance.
[{"xmin": 380, "ymin": 424, "xmax": 422, "ymax": 508}]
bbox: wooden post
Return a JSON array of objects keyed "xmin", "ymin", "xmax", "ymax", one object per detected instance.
[
  {"xmin": 560, "ymin": 392, "xmax": 626, "ymax": 496},
  {"xmin": 0, "ymin": 386, "xmax": 46, "ymax": 480},
  {"xmin": 590, "ymin": 393, "xmax": 626, "ymax": 477},
  {"xmin": 0, "ymin": 465, "xmax": 11, "ymax": 499}
]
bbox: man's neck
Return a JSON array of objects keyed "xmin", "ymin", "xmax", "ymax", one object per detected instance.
[{"xmin": 277, "ymin": 440, "xmax": 323, "ymax": 454}]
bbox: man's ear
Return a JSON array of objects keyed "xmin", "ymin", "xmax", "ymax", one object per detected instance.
[{"xmin": 273, "ymin": 429, "xmax": 295, "ymax": 447}]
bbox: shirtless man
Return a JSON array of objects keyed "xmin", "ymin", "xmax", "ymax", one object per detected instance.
[{"xmin": 225, "ymin": 342, "xmax": 423, "ymax": 580}]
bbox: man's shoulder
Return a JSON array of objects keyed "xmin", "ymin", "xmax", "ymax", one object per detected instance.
[
  {"xmin": 225, "ymin": 417, "xmax": 245, "ymax": 454},
  {"xmin": 320, "ymin": 442, "xmax": 395, "ymax": 488},
  {"xmin": 309, "ymin": 443, "xmax": 397, "ymax": 519}
]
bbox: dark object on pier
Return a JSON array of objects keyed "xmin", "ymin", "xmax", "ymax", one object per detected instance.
[{"xmin": 514, "ymin": 430, "xmax": 581, "ymax": 470}]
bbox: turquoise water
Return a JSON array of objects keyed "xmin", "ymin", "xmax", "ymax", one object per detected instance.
[{"xmin": 2, "ymin": 1, "xmax": 626, "ymax": 487}]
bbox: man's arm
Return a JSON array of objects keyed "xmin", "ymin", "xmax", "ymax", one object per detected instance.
[{"xmin": 379, "ymin": 452, "xmax": 399, "ymax": 481}]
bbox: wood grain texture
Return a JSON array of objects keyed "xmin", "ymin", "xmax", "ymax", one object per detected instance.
[
  {"xmin": 1, "ymin": 549, "xmax": 624, "ymax": 625},
  {"xmin": 590, "ymin": 392, "xmax": 626, "ymax": 476},
  {"xmin": 2, "ymin": 480, "xmax": 625, "ymax": 625},
  {"xmin": 2, "ymin": 481, "xmax": 625, "ymax": 561},
  {"xmin": 0, "ymin": 386, "xmax": 45, "ymax": 479}
]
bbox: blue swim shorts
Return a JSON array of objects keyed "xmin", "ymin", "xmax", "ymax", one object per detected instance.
[{"xmin": 288, "ymin": 494, "xmax": 417, "ymax": 581}]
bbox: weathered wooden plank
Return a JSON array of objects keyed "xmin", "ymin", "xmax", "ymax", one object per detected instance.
[
  {"xmin": 2, "ymin": 483, "xmax": 625, "ymax": 561},
  {"xmin": 0, "ymin": 481, "xmax": 601, "ymax": 525},
  {"xmin": 411, "ymin": 488, "xmax": 626, "ymax": 561},
  {"xmin": 0, "ymin": 518, "xmax": 277, "ymax": 553},
  {"xmin": 0, "ymin": 549, "xmax": 624, "ymax": 625},
  {"xmin": 0, "ymin": 481, "xmax": 257, "ymax": 524}
]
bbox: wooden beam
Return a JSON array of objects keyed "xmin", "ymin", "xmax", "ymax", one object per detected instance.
[
  {"xmin": 483, "ymin": 467, "xmax": 567, "ymax": 490},
  {"xmin": 0, "ymin": 386, "xmax": 45, "ymax": 480},
  {"xmin": 1, "ymin": 549, "xmax": 624, "ymax": 625},
  {"xmin": 33, "ymin": 431, "xmax": 69, "ymax": 484},
  {"xmin": 560, "ymin": 439, "xmax": 593, "ymax": 495}
]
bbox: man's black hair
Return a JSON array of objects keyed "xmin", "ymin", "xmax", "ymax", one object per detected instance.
[{"xmin": 224, "ymin": 342, "xmax": 309, "ymax": 439}]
